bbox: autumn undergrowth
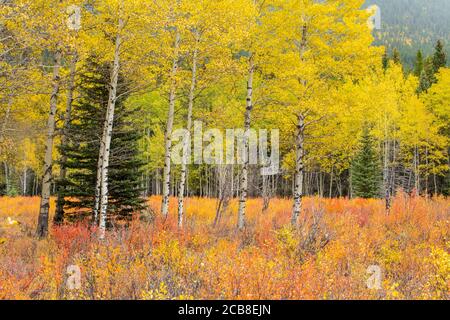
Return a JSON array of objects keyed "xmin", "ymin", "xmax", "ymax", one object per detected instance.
[{"xmin": 0, "ymin": 193, "xmax": 449, "ymax": 300}]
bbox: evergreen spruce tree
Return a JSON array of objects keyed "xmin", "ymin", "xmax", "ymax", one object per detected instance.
[
  {"xmin": 416, "ymin": 41, "xmax": 448, "ymax": 94},
  {"xmin": 351, "ymin": 126, "xmax": 382, "ymax": 199},
  {"xmin": 414, "ymin": 50, "xmax": 424, "ymax": 77},
  {"xmin": 382, "ymin": 50, "xmax": 389, "ymax": 71},
  {"xmin": 58, "ymin": 57, "xmax": 145, "ymax": 224},
  {"xmin": 108, "ymin": 121, "xmax": 146, "ymax": 221},
  {"xmin": 432, "ymin": 40, "xmax": 447, "ymax": 73},
  {"xmin": 424, "ymin": 56, "xmax": 436, "ymax": 87},
  {"xmin": 417, "ymin": 70, "xmax": 431, "ymax": 94},
  {"xmin": 392, "ymin": 48, "xmax": 402, "ymax": 66}
]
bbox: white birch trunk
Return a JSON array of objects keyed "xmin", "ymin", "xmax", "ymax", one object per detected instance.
[
  {"xmin": 291, "ymin": 114, "xmax": 305, "ymax": 226},
  {"xmin": 161, "ymin": 32, "xmax": 181, "ymax": 219},
  {"xmin": 94, "ymin": 110, "xmax": 109, "ymax": 224},
  {"xmin": 36, "ymin": 49, "xmax": 62, "ymax": 238},
  {"xmin": 238, "ymin": 55, "xmax": 254, "ymax": 230},
  {"xmin": 23, "ymin": 167, "xmax": 27, "ymax": 195},
  {"xmin": 3, "ymin": 162, "xmax": 9, "ymax": 195},
  {"xmin": 1, "ymin": 96, "xmax": 12, "ymax": 196},
  {"xmin": 94, "ymin": 97, "xmax": 109, "ymax": 223},
  {"xmin": 177, "ymin": 40, "xmax": 198, "ymax": 228},
  {"xmin": 98, "ymin": 19, "xmax": 123, "ymax": 239},
  {"xmin": 291, "ymin": 25, "xmax": 308, "ymax": 227}
]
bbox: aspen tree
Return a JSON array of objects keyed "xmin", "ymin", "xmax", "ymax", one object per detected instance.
[
  {"xmin": 236, "ymin": 0, "xmax": 272, "ymax": 230},
  {"xmin": 177, "ymin": 33, "xmax": 197, "ymax": 228},
  {"xmin": 36, "ymin": 49, "xmax": 62, "ymax": 238},
  {"xmin": 155, "ymin": 0, "xmax": 190, "ymax": 219},
  {"xmin": 171, "ymin": 0, "xmax": 253, "ymax": 227},
  {"xmin": 92, "ymin": 0, "xmax": 154, "ymax": 237},
  {"xmin": 98, "ymin": 16, "xmax": 124, "ymax": 239},
  {"xmin": 161, "ymin": 30, "xmax": 181, "ymax": 219},
  {"xmin": 15, "ymin": 0, "xmax": 86, "ymax": 238},
  {"xmin": 270, "ymin": 0, "xmax": 380, "ymax": 227}
]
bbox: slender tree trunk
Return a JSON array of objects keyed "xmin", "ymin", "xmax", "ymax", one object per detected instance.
[
  {"xmin": 292, "ymin": 114, "xmax": 305, "ymax": 227},
  {"xmin": 349, "ymin": 169, "xmax": 353, "ymax": 199},
  {"xmin": 433, "ymin": 171, "xmax": 438, "ymax": 195},
  {"xmin": 178, "ymin": 40, "xmax": 198, "ymax": 228},
  {"xmin": 54, "ymin": 53, "xmax": 78, "ymax": 225},
  {"xmin": 144, "ymin": 129, "xmax": 151, "ymax": 197},
  {"xmin": 3, "ymin": 162, "xmax": 9, "ymax": 195},
  {"xmin": 32, "ymin": 176, "xmax": 36, "ymax": 196},
  {"xmin": 1, "ymin": 96, "xmax": 13, "ymax": 196},
  {"xmin": 214, "ymin": 165, "xmax": 231, "ymax": 227},
  {"xmin": 329, "ymin": 167, "xmax": 334, "ymax": 198},
  {"xmin": 98, "ymin": 19, "xmax": 123, "ymax": 239},
  {"xmin": 1, "ymin": 96, "xmax": 12, "ymax": 139},
  {"xmin": 94, "ymin": 66, "xmax": 115, "ymax": 223},
  {"xmin": 425, "ymin": 145, "xmax": 429, "ymax": 197},
  {"xmin": 291, "ymin": 25, "xmax": 308, "ymax": 227},
  {"xmin": 23, "ymin": 167, "xmax": 27, "ymax": 195},
  {"xmin": 383, "ymin": 133, "xmax": 391, "ymax": 212},
  {"xmin": 337, "ymin": 175, "xmax": 342, "ymax": 197},
  {"xmin": 262, "ymin": 174, "xmax": 270, "ymax": 213},
  {"xmin": 414, "ymin": 145, "xmax": 420, "ymax": 193},
  {"xmin": 161, "ymin": 32, "xmax": 181, "ymax": 219},
  {"xmin": 93, "ymin": 137, "xmax": 104, "ymax": 223},
  {"xmin": 391, "ymin": 140, "xmax": 397, "ymax": 196},
  {"xmin": 238, "ymin": 55, "xmax": 254, "ymax": 231},
  {"xmin": 36, "ymin": 49, "xmax": 62, "ymax": 238}
]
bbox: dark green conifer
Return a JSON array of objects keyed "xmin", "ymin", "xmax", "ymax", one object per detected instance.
[
  {"xmin": 351, "ymin": 126, "xmax": 382, "ymax": 199},
  {"xmin": 58, "ymin": 57, "xmax": 145, "ymax": 224},
  {"xmin": 432, "ymin": 40, "xmax": 447, "ymax": 73}
]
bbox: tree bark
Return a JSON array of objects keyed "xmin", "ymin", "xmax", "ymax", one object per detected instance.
[
  {"xmin": 1, "ymin": 96, "xmax": 12, "ymax": 139},
  {"xmin": 54, "ymin": 53, "xmax": 78, "ymax": 224},
  {"xmin": 23, "ymin": 167, "xmax": 27, "ymax": 195},
  {"xmin": 98, "ymin": 18, "xmax": 123, "ymax": 239},
  {"xmin": 36, "ymin": 49, "xmax": 62, "ymax": 238},
  {"xmin": 1, "ymin": 96, "xmax": 13, "ymax": 196},
  {"xmin": 161, "ymin": 32, "xmax": 181, "ymax": 219},
  {"xmin": 425, "ymin": 145, "xmax": 429, "ymax": 197},
  {"xmin": 291, "ymin": 114, "xmax": 305, "ymax": 227},
  {"xmin": 329, "ymin": 167, "xmax": 334, "ymax": 198},
  {"xmin": 262, "ymin": 174, "xmax": 271, "ymax": 213},
  {"xmin": 214, "ymin": 164, "xmax": 232, "ymax": 227},
  {"xmin": 94, "ymin": 129, "xmax": 106, "ymax": 223},
  {"xmin": 238, "ymin": 55, "xmax": 254, "ymax": 231},
  {"xmin": 291, "ymin": 24, "xmax": 308, "ymax": 227},
  {"xmin": 383, "ymin": 138, "xmax": 391, "ymax": 212},
  {"xmin": 414, "ymin": 145, "xmax": 420, "ymax": 193},
  {"xmin": 177, "ymin": 39, "xmax": 198, "ymax": 228},
  {"xmin": 3, "ymin": 162, "xmax": 9, "ymax": 195}
]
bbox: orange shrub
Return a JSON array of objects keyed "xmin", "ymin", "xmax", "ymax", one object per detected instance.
[{"xmin": 0, "ymin": 194, "xmax": 448, "ymax": 300}]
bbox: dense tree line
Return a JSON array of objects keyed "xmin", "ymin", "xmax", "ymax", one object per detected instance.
[{"xmin": 0, "ymin": 0, "xmax": 448, "ymax": 238}]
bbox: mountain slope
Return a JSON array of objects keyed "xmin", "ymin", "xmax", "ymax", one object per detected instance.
[{"xmin": 364, "ymin": 0, "xmax": 450, "ymax": 67}]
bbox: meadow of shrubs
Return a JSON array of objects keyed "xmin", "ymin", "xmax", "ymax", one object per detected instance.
[{"xmin": 0, "ymin": 193, "xmax": 449, "ymax": 300}]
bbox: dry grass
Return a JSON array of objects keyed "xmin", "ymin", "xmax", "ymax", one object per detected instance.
[{"xmin": 0, "ymin": 193, "xmax": 449, "ymax": 300}]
